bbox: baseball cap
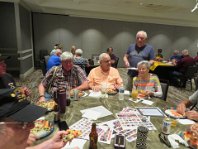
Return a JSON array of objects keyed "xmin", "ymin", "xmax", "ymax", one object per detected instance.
[{"xmin": 0, "ymin": 88, "xmax": 47, "ymax": 122}]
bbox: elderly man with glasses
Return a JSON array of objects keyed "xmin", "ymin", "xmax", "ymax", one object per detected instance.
[
  {"xmin": 0, "ymin": 88, "xmax": 68, "ymax": 149},
  {"xmin": 88, "ymin": 53, "xmax": 123, "ymax": 92}
]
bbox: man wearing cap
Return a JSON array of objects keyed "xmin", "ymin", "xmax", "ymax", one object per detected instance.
[{"xmin": 0, "ymin": 88, "xmax": 68, "ymax": 149}]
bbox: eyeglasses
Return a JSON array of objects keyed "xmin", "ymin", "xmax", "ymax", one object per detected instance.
[{"xmin": 0, "ymin": 121, "xmax": 33, "ymax": 129}]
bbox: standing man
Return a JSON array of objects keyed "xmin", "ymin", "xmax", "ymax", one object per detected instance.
[{"xmin": 123, "ymin": 30, "xmax": 155, "ymax": 90}]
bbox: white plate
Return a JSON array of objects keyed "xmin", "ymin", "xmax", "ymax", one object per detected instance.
[
  {"xmin": 31, "ymin": 117, "xmax": 54, "ymax": 139},
  {"xmin": 165, "ymin": 109, "xmax": 185, "ymax": 119}
]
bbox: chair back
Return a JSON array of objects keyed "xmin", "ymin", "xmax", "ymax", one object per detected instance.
[
  {"xmin": 160, "ymin": 82, "xmax": 169, "ymax": 101},
  {"xmin": 185, "ymin": 65, "xmax": 197, "ymax": 79},
  {"xmin": 112, "ymin": 57, "xmax": 119, "ymax": 68}
]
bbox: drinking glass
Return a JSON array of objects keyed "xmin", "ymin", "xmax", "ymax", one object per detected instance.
[{"xmin": 131, "ymin": 89, "xmax": 138, "ymax": 99}]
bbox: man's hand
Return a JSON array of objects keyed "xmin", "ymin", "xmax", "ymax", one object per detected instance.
[
  {"xmin": 124, "ymin": 61, "xmax": 130, "ymax": 67},
  {"xmin": 46, "ymin": 131, "xmax": 68, "ymax": 149},
  {"xmin": 27, "ymin": 133, "xmax": 37, "ymax": 146},
  {"xmin": 91, "ymin": 86, "xmax": 101, "ymax": 92},
  {"xmin": 186, "ymin": 110, "xmax": 198, "ymax": 121},
  {"xmin": 176, "ymin": 103, "xmax": 186, "ymax": 115}
]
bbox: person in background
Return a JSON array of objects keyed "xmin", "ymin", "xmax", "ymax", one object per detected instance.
[
  {"xmin": 38, "ymin": 51, "xmax": 89, "ymax": 101},
  {"xmin": 50, "ymin": 44, "xmax": 63, "ymax": 56},
  {"xmin": 88, "ymin": 53, "xmax": 123, "ymax": 91},
  {"xmin": 169, "ymin": 50, "xmax": 182, "ymax": 63},
  {"xmin": 132, "ymin": 60, "xmax": 162, "ymax": 98},
  {"xmin": 70, "ymin": 45, "xmax": 76, "ymax": 56},
  {"xmin": 0, "ymin": 55, "xmax": 30, "ymax": 96},
  {"xmin": 0, "ymin": 89, "xmax": 68, "ymax": 149},
  {"xmin": 177, "ymin": 90, "xmax": 198, "ymax": 121},
  {"xmin": 106, "ymin": 47, "xmax": 118, "ymax": 68},
  {"xmin": 194, "ymin": 52, "xmax": 198, "ymax": 63},
  {"xmin": 155, "ymin": 48, "xmax": 163, "ymax": 61},
  {"xmin": 73, "ymin": 49, "xmax": 90, "ymax": 73},
  {"xmin": 170, "ymin": 49, "xmax": 195, "ymax": 87},
  {"xmin": 47, "ymin": 49, "xmax": 62, "ymax": 71},
  {"xmin": 123, "ymin": 30, "xmax": 155, "ymax": 91}
]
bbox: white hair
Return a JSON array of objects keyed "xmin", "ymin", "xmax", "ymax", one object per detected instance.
[
  {"xmin": 60, "ymin": 51, "xmax": 73, "ymax": 61},
  {"xmin": 99, "ymin": 53, "xmax": 109, "ymax": 63},
  {"xmin": 137, "ymin": 60, "xmax": 151, "ymax": 69},
  {"xmin": 182, "ymin": 49, "xmax": 189, "ymax": 56},
  {"xmin": 136, "ymin": 30, "xmax": 148, "ymax": 39},
  {"xmin": 75, "ymin": 49, "xmax": 83, "ymax": 54}
]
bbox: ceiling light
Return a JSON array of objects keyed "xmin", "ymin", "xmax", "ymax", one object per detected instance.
[{"xmin": 191, "ymin": 0, "xmax": 198, "ymax": 12}]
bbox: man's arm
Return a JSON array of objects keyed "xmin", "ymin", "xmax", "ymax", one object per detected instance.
[
  {"xmin": 123, "ymin": 54, "xmax": 130, "ymax": 67},
  {"xmin": 177, "ymin": 99, "xmax": 193, "ymax": 115},
  {"xmin": 76, "ymin": 81, "xmax": 89, "ymax": 91},
  {"xmin": 38, "ymin": 83, "xmax": 46, "ymax": 101},
  {"xmin": 26, "ymin": 131, "xmax": 67, "ymax": 149}
]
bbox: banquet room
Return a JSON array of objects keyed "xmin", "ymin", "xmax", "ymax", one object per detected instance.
[{"xmin": 1, "ymin": 0, "xmax": 198, "ymax": 149}]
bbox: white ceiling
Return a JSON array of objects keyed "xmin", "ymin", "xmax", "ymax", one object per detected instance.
[{"xmin": 3, "ymin": 0, "xmax": 198, "ymax": 27}]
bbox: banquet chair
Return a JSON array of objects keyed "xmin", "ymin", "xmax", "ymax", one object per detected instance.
[
  {"xmin": 112, "ymin": 57, "xmax": 119, "ymax": 68},
  {"xmin": 160, "ymin": 82, "xmax": 169, "ymax": 101},
  {"xmin": 184, "ymin": 65, "xmax": 197, "ymax": 90}
]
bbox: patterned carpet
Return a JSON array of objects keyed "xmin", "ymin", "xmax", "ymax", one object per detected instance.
[{"xmin": 15, "ymin": 68, "xmax": 195, "ymax": 106}]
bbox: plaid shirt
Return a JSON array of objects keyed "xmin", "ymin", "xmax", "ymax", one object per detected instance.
[{"xmin": 42, "ymin": 65, "xmax": 87, "ymax": 94}]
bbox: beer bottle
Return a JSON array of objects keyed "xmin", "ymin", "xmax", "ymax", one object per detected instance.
[{"xmin": 89, "ymin": 123, "xmax": 98, "ymax": 149}]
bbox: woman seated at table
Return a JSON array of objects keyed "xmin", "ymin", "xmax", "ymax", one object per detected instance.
[{"xmin": 132, "ymin": 60, "xmax": 162, "ymax": 98}]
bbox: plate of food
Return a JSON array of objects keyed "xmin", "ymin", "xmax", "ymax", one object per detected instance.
[
  {"xmin": 37, "ymin": 100, "xmax": 57, "ymax": 111},
  {"xmin": 70, "ymin": 90, "xmax": 86, "ymax": 98},
  {"xmin": 31, "ymin": 117, "xmax": 54, "ymax": 139},
  {"xmin": 62, "ymin": 129, "xmax": 82, "ymax": 143},
  {"xmin": 165, "ymin": 109, "xmax": 185, "ymax": 119},
  {"xmin": 107, "ymin": 88, "xmax": 118, "ymax": 95}
]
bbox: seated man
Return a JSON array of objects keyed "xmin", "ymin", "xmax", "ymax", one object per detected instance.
[
  {"xmin": 50, "ymin": 43, "xmax": 62, "ymax": 56},
  {"xmin": 106, "ymin": 47, "xmax": 118, "ymax": 68},
  {"xmin": 194, "ymin": 52, "xmax": 198, "ymax": 63},
  {"xmin": 0, "ymin": 55, "xmax": 30, "ymax": 96},
  {"xmin": 0, "ymin": 88, "xmax": 68, "ymax": 149},
  {"xmin": 177, "ymin": 90, "xmax": 198, "ymax": 121},
  {"xmin": 0, "ymin": 55, "xmax": 15, "ymax": 89},
  {"xmin": 170, "ymin": 49, "xmax": 195, "ymax": 87},
  {"xmin": 38, "ymin": 51, "xmax": 89, "ymax": 101},
  {"xmin": 132, "ymin": 60, "xmax": 162, "ymax": 98},
  {"xmin": 155, "ymin": 48, "xmax": 163, "ymax": 62},
  {"xmin": 88, "ymin": 53, "xmax": 123, "ymax": 91},
  {"xmin": 73, "ymin": 49, "xmax": 89, "ymax": 73},
  {"xmin": 47, "ymin": 48, "xmax": 62, "ymax": 71},
  {"xmin": 169, "ymin": 50, "xmax": 182, "ymax": 62}
]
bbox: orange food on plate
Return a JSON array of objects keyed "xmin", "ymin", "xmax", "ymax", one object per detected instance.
[{"xmin": 170, "ymin": 110, "xmax": 183, "ymax": 117}]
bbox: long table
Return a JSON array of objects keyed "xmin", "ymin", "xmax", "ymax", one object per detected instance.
[{"xmin": 36, "ymin": 93, "xmax": 189, "ymax": 149}]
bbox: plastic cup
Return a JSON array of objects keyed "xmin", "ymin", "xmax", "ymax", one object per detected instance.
[{"xmin": 131, "ymin": 89, "xmax": 138, "ymax": 99}]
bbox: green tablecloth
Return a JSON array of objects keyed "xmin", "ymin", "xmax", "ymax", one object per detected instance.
[{"xmin": 36, "ymin": 93, "xmax": 189, "ymax": 149}]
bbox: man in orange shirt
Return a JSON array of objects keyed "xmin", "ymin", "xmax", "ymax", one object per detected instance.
[{"xmin": 88, "ymin": 53, "xmax": 123, "ymax": 91}]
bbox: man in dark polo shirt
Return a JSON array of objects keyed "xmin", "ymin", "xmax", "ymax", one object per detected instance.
[
  {"xmin": 123, "ymin": 30, "xmax": 155, "ymax": 90},
  {"xmin": 171, "ymin": 49, "xmax": 195, "ymax": 87}
]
